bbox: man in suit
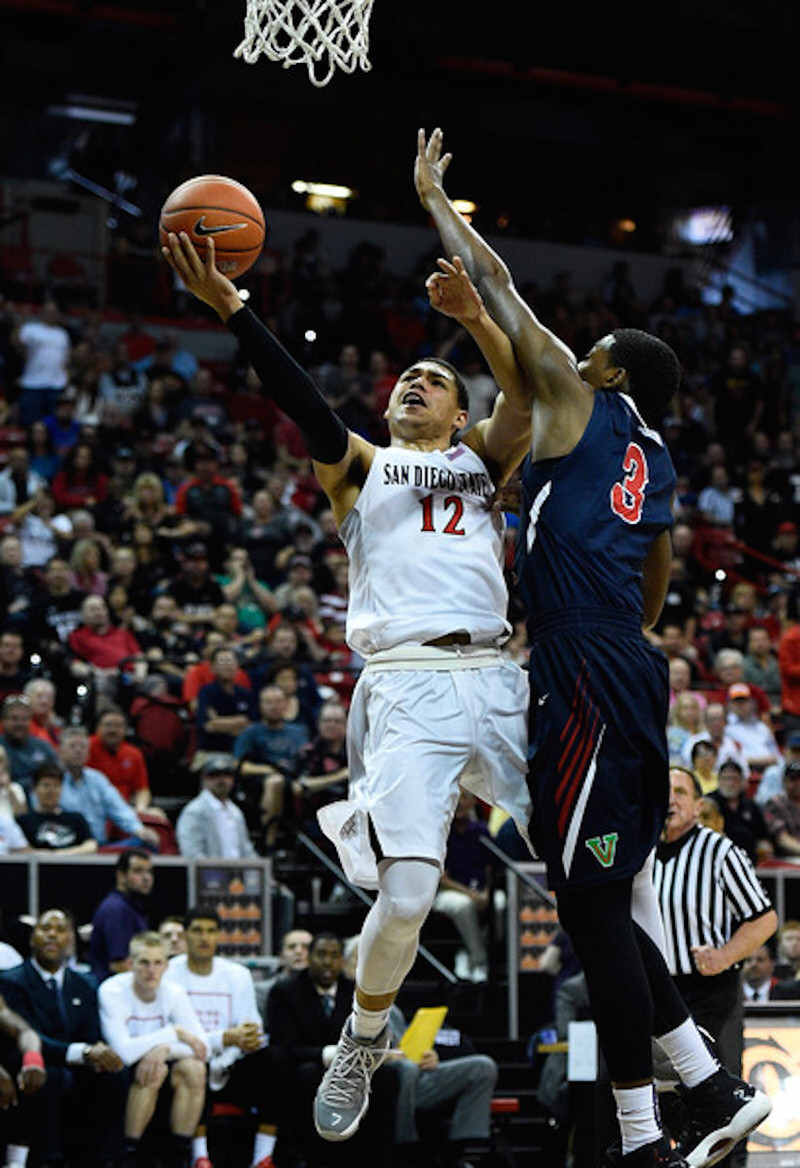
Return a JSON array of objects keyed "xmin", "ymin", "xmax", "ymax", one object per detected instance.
[
  {"xmin": 267, "ymin": 933, "xmax": 399, "ymax": 1168},
  {"xmin": 742, "ymin": 945, "xmax": 779, "ymax": 1003},
  {"xmin": 0, "ymin": 907, "xmax": 126, "ymax": 1167},
  {"xmin": 175, "ymin": 754, "xmax": 255, "ymax": 859}
]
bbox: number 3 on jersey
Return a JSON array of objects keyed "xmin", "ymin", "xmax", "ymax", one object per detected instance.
[{"xmin": 610, "ymin": 442, "xmax": 649, "ymax": 524}]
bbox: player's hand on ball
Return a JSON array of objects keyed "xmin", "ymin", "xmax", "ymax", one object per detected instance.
[
  {"xmin": 161, "ymin": 233, "xmax": 242, "ymax": 321},
  {"xmin": 426, "ymin": 256, "xmax": 484, "ymax": 323}
]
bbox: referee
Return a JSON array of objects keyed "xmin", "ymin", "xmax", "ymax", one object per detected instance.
[{"xmin": 654, "ymin": 766, "xmax": 777, "ymax": 1164}]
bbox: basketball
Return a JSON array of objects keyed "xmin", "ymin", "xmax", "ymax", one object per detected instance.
[{"xmin": 159, "ymin": 174, "xmax": 266, "ymax": 279}]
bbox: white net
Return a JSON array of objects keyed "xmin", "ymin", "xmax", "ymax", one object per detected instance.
[{"xmin": 235, "ymin": 0, "xmax": 375, "ymax": 88}]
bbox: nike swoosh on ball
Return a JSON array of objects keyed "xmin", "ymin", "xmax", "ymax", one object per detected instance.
[{"xmin": 193, "ymin": 216, "xmax": 248, "ymax": 235}]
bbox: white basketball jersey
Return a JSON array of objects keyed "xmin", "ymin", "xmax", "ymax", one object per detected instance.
[{"xmin": 341, "ymin": 443, "xmax": 510, "ymax": 656}]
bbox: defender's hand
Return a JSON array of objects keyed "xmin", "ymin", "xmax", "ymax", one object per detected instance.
[
  {"xmin": 426, "ymin": 257, "xmax": 484, "ymax": 323},
  {"xmin": 415, "ymin": 127, "xmax": 452, "ymax": 209}
]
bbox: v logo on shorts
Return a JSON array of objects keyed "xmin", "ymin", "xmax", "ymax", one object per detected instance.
[{"xmin": 585, "ymin": 832, "xmax": 619, "ymax": 868}]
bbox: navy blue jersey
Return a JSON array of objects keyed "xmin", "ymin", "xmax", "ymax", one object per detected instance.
[{"xmin": 515, "ymin": 391, "xmax": 677, "ymax": 626}]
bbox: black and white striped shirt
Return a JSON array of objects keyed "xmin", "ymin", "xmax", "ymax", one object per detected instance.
[{"xmin": 654, "ymin": 825, "xmax": 773, "ymax": 976}]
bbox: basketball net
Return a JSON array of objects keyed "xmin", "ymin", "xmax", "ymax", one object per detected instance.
[{"xmin": 235, "ymin": 0, "xmax": 375, "ymax": 88}]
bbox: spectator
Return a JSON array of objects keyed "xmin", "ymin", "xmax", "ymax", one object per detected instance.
[
  {"xmin": 667, "ymin": 691, "xmax": 706, "ymax": 764},
  {"xmin": 774, "ymin": 920, "xmax": 800, "ymax": 983},
  {"xmin": 763, "ymin": 761, "xmax": 800, "ymax": 858},
  {"xmin": 0, "ymin": 743, "xmax": 26, "ymax": 818},
  {"xmin": 0, "ymin": 534, "xmax": 38, "ymax": 631},
  {"xmin": 0, "ymin": 908, "xmax": 126, "ymax": 1168},
  {"xmin": 166, "ymin": 543, "xmax": 226, "ymax": 633},
  {"xmin": 266, "ymin": 932, "xmax": 399, "ymax": 1168},
  {"xmin": 234, "ymin": 684, "xmax": 309, "ymax": 836},
  {"xmin": 0, "ymin": 800, "xmax": 29, "ymax": 854},
  {"xmin": 12, "ymin": 300, "xmax": 71, "ymax": 425},
  {"xmin": 68, "ymin": 595, "xmax": 146, "ymax": 708},
  {"xmin": 16, "ymin": 761, "xmax": 97, "ymax": 854},
  {"xmin": 707, "ymin": 649, "xmax": 771, "ymax": 720},
  {"xmin": 216, "ymin": 546, "xmax": 276, "ymax": 633},
  {"xmin": 0, "ymin": 445, "xmax": 46, "ymax": 515},
  {"xmin": 725, "ymin": 683, "xmax": 780, "ymax": 771},
  {"xmin": 68, "ymin": 537, "xmax": 109, "ymax": 596},
  {"xmin": 697, "ymin": 465, "xmax": 738, "ymax": 528},
  {"xmin": 756, "ymin": 732, "xmax": 800, "ymax": 806},
  {"xmin": 254, "ymin": 928, "xmax": 313, "ymax": 1024},
  {"xmin": 743, "ymin": 625, "xmax": 781, "ymax": 707},
  {"xmin": 137, "ymin": 593, "xmax": 195, "ymax": 684},
  {"xmin": 433, "ymin": 789, "xmax": 504, "ymax": 984},
  {"xmin": 27, "ymin": 556, "xmax": 85, "ymax": 674},
  {"xmin": 234, "ymin": 489, "xmax": 293, "ymax": 587},
  {"xmin": 175, "ymin": 755, "xmax": 255, "ymax": 860},
  {"xmin": 89, "ymin": 850, "xmax": 155, "ymax": 981},
  {"xmin": 742, "ymin": 945, "xmax": 779, "ymax": 1002},
  {"xmin": 196, "ymin": 646, "xmax": 256, "ymax": 757},
  {"xmin": 181, "ymin": 632, "xmax": 251, "ymax": 714},
  {"xmin": 88, "ymin": 706, "xmax": 164, "ymax": 822},
  {"xmin": 0, "ymin": 629, "xmax": 32, "ymax": 704},
  {"xmin": 13, "ymin": 490, "xmax": 73, "ymax": 571},
  {"xmin": 57, "ymin": 724, "xmax": 157, "ymax": 850},
  {"xmin": 777, "ymin": 588, "xmax": 800, "ymax": 738},
  {"xmin": 42, "ymin": 391, "xmax": 81, "ymax": 457},
  {"xmin": 708, "ymin": 604, "xmax": 750, "ymax": 659},
  {"xmin": 163, "ymin": 906, "xmax": 284, "ymax": 1168},
  {"xmin": 51, "ymin": 442, "xmax": 108, "ymax": 512},
  {"xmin": 97, "ymin": 341, "xmax": 148, "ymax": 424},
  {"xmin": 24, "ymin": 678, "xmax": 63, "ymax": 747},
  {"xmin": 98, "ymin": 930, "xmax": 207, "ymax": 1168},
  {"xmin": 173, "ymin": 441, "xmax": 243, "ymax": 568},
  {"xmin": 0, "ymin": 695, "xmax": 60, "ymax": 796},
  {"xmin": 708, "ymin": 758, "xmax": 774, "ymax": 864},
  {"xmin": 159, "ymin": 917, "xmax": 187, "ymax": 959},
  {"xmin": 681, "ymin": 700, "xmax": 748, "ymax": 776},
  {"xmin": 294, "ymin": 700, "xmax": 349, "ymax": 828}
]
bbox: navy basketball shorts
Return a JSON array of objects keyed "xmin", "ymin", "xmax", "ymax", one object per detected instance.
[{"xmin": 525, "ymin": 611, "xmax": 669, "ymax": 893}]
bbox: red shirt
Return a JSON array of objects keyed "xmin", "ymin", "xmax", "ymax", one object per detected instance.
[
  {"xmin": 182, "ymin": 660, "xmax": 251, "ymax": 705},
  {"xmin": 779, "ymin": 624, "xmax": 800, "ymax": 718},
  {"xmin": 88, "ymin": 735, "xmax": 149, "ymax": 802},
  {"xmin": 68, "ymin": 624, "xmax": 141, "ymax": 670}
]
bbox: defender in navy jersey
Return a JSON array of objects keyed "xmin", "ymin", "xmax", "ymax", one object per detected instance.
[{"xmin": 417, "ymin": 126, "xmax": 770, "ymax": 1166}]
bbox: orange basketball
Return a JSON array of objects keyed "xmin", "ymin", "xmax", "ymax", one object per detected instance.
[{"xmin": 159, "ymin": 174, "xmax": 266, "ymax": 280}]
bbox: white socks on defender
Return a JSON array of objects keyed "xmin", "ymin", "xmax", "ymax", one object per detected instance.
[
  {"xmin": 5, "ymin": 1146, "xmax": 28, "ymax": 1168},
  {"xmin": 613, "ymin": 1084, "xmax": 662, "ymax": 1155},
  {"xmin": 350, "ymin": 996, "xmax": 391, "ymax": 1041},
  {"xmin": 251, "ymin": 1130, "xmax": 276, "ymax": 1165},
  {"xmin": 656, "ymin": 1017, "xmax": 719, "ymax": 1089},
  {"xmin": 191, "ymin": 1136, "xmax": 208, "ymax": 1163}
]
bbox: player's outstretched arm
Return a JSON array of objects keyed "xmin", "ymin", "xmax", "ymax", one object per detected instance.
[
  {"xmin": 426, "ymin": 256, "xmax": 531, "ymax": 481},
  {"xmin": 161, "ymin": 233, "xmax": 373, "ymax": 524},
  {"xmin": 415, "ymin": 128, "xmax": 579, "ymax": 405}
]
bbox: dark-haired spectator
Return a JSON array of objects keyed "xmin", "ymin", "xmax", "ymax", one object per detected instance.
[
  {"xmin": 0, "ymin": 629, "xmax": 31, "ymax": 704},
  {"xmin": 88, "ymin": 849, "xmax": 154, "ymax": 980},
  {"xmin": 0, "ymin": 535, "xmax": 38, "ymax": 631},
  {"xmin": 0, "ymin": 695, "xmax": 60, "ymax": 796},
  {"xmin": 234, "ymin": 489, "xmax": 294, "ymax": 586},
  {"xmin": 12, "ymin": 300, "xmax": 71, "ymax": 425},
  {"xmin": 0, "ymin": 448, "xmax": 46, "ymax": 519},
  {"xmin": 166, "ymin": 542, "xmax": 226, "ymax": 632},
  {"xmin": 26, "ymin": 557, "xmax": 85, "ymax": 687},
  {"xmin": 51, "ymin": 442, "xmax": 108, "ymax": 511},
  {"xmin": 710, "ymin": 344, "xmax": 765, "ymax": 467},
  {"xmin": 756, "ymin": 732, "xmax": 800, "ymax": 807},
  {"xmin": 97, "ymin": 341, "xmax": 148, "ymax": 426},
  {"xmin": 42, "ymin": 391, "xmax": 81, "ymax": 457},
  {"xmin": 181, "ymin": 632, "xmax": 251, "ymax": 715},
  {"xmin": 742, "ymin": 945, "xmax": 779, "ymax": 1002},
  {"xmin": 217, "ymin": 546, "xmax": 277, "ymax": 633},
  {"xmin": 27, "ymin": 419, "xmax": 61, "ymax": 481},
  {"xmin": 248, "ymin": 621, "xmax": 322, "ymax": 723},
  {"xmin": 196, "ymin": 645, "xmax": 257, "ymax": 756},
  {"xmin": 137, "ymin": 593, "xmax": 195, "ymax": 684},
  {"xmin": 234, "ymin": 684, "xmax": 309, "ymax": 834},
  {"xmin": 14, "ymin": 490, "xmax": 73, "ymax": 571},
  {"xmin": 708, "ymin": 758, "xmax": 774, "ymax": 864},
  {"xmin": 174, "ymin": 440, "xmax": 242, "ymax": 567},
  {"xmin": 57, "ymin": 725, "xmax": 158, "ymax": 850},
  {"xmin": 763, "ymin": 761, "xmax": 800, "ymax": 858},
  {"xmin": 16, "ymin": 762, "xmax": 97, "ymax": 854},
  {"xmin": 743, "ymin": 625, "xmax": 781, "ymax": 710},
  {"xmin": 294, "ymin": 701, "xmax": 349, "ymax": 829}
]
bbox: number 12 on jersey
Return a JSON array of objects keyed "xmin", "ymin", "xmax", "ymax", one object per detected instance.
[
  {"xmin": 420, "ymin": 493, "xmax": 466, "ymax": 536},
  {"xmin": 610, "ymin": 442, "xmax": 649, "ymax": 524}
]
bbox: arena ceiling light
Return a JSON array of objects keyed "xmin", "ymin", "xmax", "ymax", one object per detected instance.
[
  {"xmin": 46, "ymin": 95, "xmax": 138, "ymax": 125},
  {"xmin": 291, "ymin": 179, "xmax": 356, "ymax": 215}
]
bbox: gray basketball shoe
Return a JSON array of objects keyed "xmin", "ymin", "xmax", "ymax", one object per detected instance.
[{"xmin": 314, "ymin": 1019, "xmax": 391, "ymax": 1141}]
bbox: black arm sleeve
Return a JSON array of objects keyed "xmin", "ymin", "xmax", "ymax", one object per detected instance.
[{"xmin": 227, "ymin": 305, "xmax": 349, "ymax": 464}]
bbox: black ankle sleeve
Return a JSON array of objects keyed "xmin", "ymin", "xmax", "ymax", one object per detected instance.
[{"xmin": 227, "ymin": 306, "xmax": 349, "ymax": 464}]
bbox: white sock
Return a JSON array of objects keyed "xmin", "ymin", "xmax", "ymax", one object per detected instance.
[
  {"xmin": 6, "ymin": 1146, "xmax": 28, "ymax": 1167},
  {"xmin": 191, "ymin": 1136, "xmax": 208, "ymax": 1163},
  {"xmin": 656, "ymin": 1017, "xmax": 719, "ymax": 1089},
  {"xmin": 613, "ymin": 1084, "xmax": 661, "ymax": 1155},
  {"xmin": 251, "ymin": 1130, "xmax": 276, "ymax": 1166},
  {"xmin": 350, "ymin": 996, "xmax": 390, "ymax": 1041}
]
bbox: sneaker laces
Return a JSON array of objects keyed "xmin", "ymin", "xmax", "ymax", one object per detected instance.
[{"xmin": 319, "ymin": 1036, "xmax": 383, "ymax": 1106}]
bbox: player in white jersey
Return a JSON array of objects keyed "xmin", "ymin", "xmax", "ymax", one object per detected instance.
[
  {"xmin": 98, "ymin": 931, "xmax": 207, "ymax": 1168},
  {"xmin": 164, "ymin": 907, "xmax": 284, "ymax": 1168},
  {"xmin": 162, "ymin": 137, "xmax": 534, "ymax": 1143}
]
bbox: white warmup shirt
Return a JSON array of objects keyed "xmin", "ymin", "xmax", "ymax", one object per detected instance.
[
  {"xmin": 164, "ymin": 955, "xmax": 261, "ymax": 1088},
  {"xmin": 342, "ymin": 444, "xmax": 509, "ymax": 656},
  {"xmin": 98, "ymin": 971, "xmax": 206, "ymax": 1066},
  {"xmin": 18, "ymin": 321, "xmax": 70, "ymax": 390}
]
